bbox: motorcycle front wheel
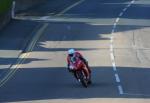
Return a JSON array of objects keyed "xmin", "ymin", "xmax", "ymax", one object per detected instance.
[{"xmin": 76, "ymin": 70, "xmax": 88, "ymax": 88}]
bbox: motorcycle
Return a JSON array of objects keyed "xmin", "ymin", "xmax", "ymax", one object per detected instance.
[{"xmin": 69, "ymin": 57, "xmax": 91, "ymax": 88}]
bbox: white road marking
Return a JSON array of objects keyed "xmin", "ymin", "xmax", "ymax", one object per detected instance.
[
  {"xmin": 110, "ymin": 45, "xmax": 113, "ymax": 52},
  {"xmin": 123, "ymin": 7, "xmax": 127, "ymax": 12},
  {"xmin": 118, "ymin": 85, "xmax": 124, "ymax": 94},
  {"xmin": 131, "ymin": 0, "xmax": 135, "ymax": 3},
  {"xmin": 126, "ymin": 4, "xmax": 131, "ymax": 8},
  {"xmin": 116, "ymin": 18, "xmax": 120, "ymax": 23},
  {"xmin": 113, "ymin": 23, "xmax": 117, "ymax": 29},
  {"xmin": 110, "ymin": 53, "xmax": 115, "ymax": 61},
  {"xmin": 113, "ymin": 66, "xmax": 117, "ymax": 71},
  {"xmin": 111, "ymin": 29, "xmax": 115, "ymax": 34},
  {"xmin": 119, "ymin": 12, "xmax": 123, "ymax": 17},
  {"xmin": 110, "ymin": 0, "xmax": 135, "ymax": 95},
  {"xmin": 115, "ymin": 74, "xmax": 120, "ymax": 83},
  {"xmin": 56, "ymin": 0, "xmax": 85, "ymax": 16},
  {"xmin": 112, "ymin": 61, "xmax": 117, "ymax": 71}
]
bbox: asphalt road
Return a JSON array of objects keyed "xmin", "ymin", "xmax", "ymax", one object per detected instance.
[{"xmin": 0, "ymin": 0, "xmax": 150, "ymax": 103}]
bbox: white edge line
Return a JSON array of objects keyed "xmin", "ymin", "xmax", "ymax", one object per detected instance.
[
  {"xmin": 118, "ymin": 85, "xmax": 124, "ymax": 94},
  {"xmin": 119, "ymin": 12, "xmax": 123, "ymax": 17}
]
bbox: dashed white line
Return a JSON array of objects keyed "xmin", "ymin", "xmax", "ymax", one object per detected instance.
[
  {"xmin": 116, "ymin": 18, "xmax": 120, "ymax": 23},
  {"xmin": 118, "ymin": 85, "xmax": 124, "ymax": 94},
  {"xmin": 110, "ymin": 45, "xmax": 113, "ymax": 52},
  {"xmin": 113, "ymin": 23, "xmax": 117, "ymax": 28},
  {"xmin": 111, "ymin": 29, "xmax": 115, "ymax": 34},
  {"xmin": 131, "ymin": 0, "xmax": 135, "ymax": 3},
  {"xmin": 110, "ymin": 53, "xmax": 115, "ymax": 61},
  {"xmin": 112, "ymin": 61, "xmax": 116, "ymax": 67},
  {"xmin": 119, "ymin": 12, "xmax": 123, "ymax": 17},
  {"xmin": 113, "ymin": 66, "xmax": 117, "ymax": 71},
  {"xmin": 126, "ymin": 4, "xmax": 131, "ymax": 8},
  {"xmin": 110, "ymin": 0, "xmax": 135, "ymax": 95},
  {"xmin": 115, "ymin": 74, "xmax": 121, "ymax": 83},
  {"xmin": 123, "ymin": 7, "xmax": 128, "ymax": 12}
]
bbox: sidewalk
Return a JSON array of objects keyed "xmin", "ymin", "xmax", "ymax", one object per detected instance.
[{"xmin": 0, "ymin": 19, "xmax": 40, "ymax": 78}]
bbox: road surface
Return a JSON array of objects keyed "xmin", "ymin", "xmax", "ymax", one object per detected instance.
[{"xmin": 0, "ymin": 0, "xmax": 150, "ymax": 103}]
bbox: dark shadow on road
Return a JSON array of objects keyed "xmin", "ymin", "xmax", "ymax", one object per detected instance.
[
  {"xmin": 17, "ymin": 0, "xmax": 150, "ymax": 19},
  {"xmin": 16, "ymin": 0, "xmax": 83, "ymax": 16},
  {"xmin": 60, "ymin": 3, "xmax": 150, "ymax": 19},
  {"xmin": 0, "ymin": 19, "xmax": 40, "ymax": 50},
  {"xmin": 39, "ymin": 22, "xmax": 148, "ymax": 41},
  {"xmin": 0, "ymin": 66, "xmax": 150, "ymax": 102},
  {"xmin": 30, "ymin": 22, "xmax": 150, "ymax": 51},
  {"xmin": 0, "ymin": 57, "xmax": 47, "ymax": 65}
]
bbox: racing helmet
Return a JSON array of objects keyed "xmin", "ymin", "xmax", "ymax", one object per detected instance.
[{"xmin": 68, "ymin": 49, "xmax": 75, "ymax": 56}]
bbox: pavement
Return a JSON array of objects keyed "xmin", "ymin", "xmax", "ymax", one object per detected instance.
[{"xmin": 0, "ymin": 0, "xmax": 150, "ymax": 103}]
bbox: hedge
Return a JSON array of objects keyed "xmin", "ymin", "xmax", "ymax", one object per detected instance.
[{"xmin": 0, "ymin": 0, "xmax": 12, "ymax": 15}]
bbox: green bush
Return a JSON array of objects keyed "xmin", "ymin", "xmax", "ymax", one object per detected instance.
[{"xmin": 0, "ymin": 0, "xmax": 12, "ymax": 15}]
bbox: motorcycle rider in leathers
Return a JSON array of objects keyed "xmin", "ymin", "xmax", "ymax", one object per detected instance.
[{"xmin": 67, "ymin": 49, "xmax": 91, "ymax": 82}]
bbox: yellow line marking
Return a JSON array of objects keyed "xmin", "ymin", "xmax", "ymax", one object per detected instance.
[
  {"xmin": 0, "ymin": 23, "xmax": 49, "ymax": 88},
  {"xmin": 26, "ymin": 23, "xmax": 49, "ymax": 52},
  {"xmin": 0, "ymin": 0, "xmax": 85, "ymax": 88}
]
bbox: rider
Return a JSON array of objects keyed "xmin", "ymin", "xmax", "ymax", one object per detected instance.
[{"xmin": 67, "ymin": 48, "xmax": 91, "ymax": 75}]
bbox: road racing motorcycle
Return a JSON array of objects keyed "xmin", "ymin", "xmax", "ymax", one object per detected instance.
[{"xmin": 69, "ymin": 57, "xmax": 91, "ymax": 88}]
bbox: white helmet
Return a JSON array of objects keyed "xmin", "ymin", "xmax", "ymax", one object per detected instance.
[{"xmin": 68, "ymin": 49, "xmax": 75, "ymax": 55}]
